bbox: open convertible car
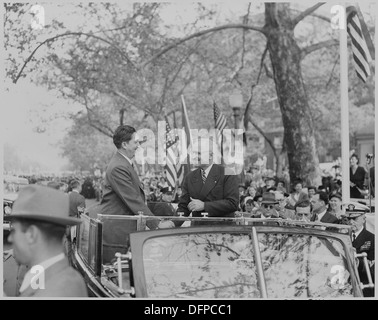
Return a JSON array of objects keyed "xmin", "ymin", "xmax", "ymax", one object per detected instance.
[{"xmin": 71, "ymin": 213, "xmax": 374, "ymax": 298}]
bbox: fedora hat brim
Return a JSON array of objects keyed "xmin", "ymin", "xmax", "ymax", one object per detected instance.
[
  {"xmin": 261, "ymin": 200, "xmax": 278, "ymax": 204},
  {"xmin": 5, "ymin": 213, "xmax": 81, "ymax": 226}
]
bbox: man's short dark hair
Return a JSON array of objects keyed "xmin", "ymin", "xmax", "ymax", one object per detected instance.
[
  {"xmin": 17, "ymin": 218, "xmax": 66, "ymax": 243},
  {"xmin": 245, "ymin": 199, "xmax": 254, "ymax": 205},
  {"xmin": 113, "ymin": 125, "xmax": 136, "ymax": 149},
  {"xmin": 70, "ymin": 180, "xmax": 80, "ymax": 190},
  {"xmin": 317, "ymin": 191, "xmax": 329, "ymax": 205}
]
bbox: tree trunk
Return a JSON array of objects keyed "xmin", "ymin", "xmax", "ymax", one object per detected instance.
[{"xmin": 264, "ymin": 3, "xmax": 321, "ymax": 187}]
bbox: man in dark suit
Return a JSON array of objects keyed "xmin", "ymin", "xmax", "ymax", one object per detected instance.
[
  {"xmin": 310, "ymin": 191, "xmax": 339, "ymax": 223},
  {"xmin": 68, "ymin": 180, "xmax": 86, "ymax": 217},
  {"xmin": 100, "ymin": 125, "xmax": 160, "ymax": 229},
  {"xmin": 176, "ymin": 139, "xmax": 239, "ymax": 226},
  {"xmin": 343, "ymin": 204, "xmax": 375, "ymax": 297},
  {"xmin": 5, "ymin": 185, "xmax": 87, "ymax": 297}
]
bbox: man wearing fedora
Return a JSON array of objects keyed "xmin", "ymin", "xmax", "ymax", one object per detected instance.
[
  {"xmin": 5, "ymin": 185, "xmax": 88, "ymax": 297},
  {"xmin": 257, "ymin": 192, "xmax": 281, "ymax": 219},
  {"xmin": 343, "ymin": 204, "xmax": 375, "ymax": 297}
]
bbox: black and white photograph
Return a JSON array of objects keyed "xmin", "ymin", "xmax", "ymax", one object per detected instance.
[{"xmin": 1, "ymin": 1, "xmax": 376, "ymax": 303}]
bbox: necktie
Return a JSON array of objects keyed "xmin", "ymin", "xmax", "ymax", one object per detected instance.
[
  {"xmin": 201, "ymin": 169, "xmax": 207, "ymax": 184},
  {"xmin": 352, "ymin": 232, "xmax": 356, "ymax": 242}
]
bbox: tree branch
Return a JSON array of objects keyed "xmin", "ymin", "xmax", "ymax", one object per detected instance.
[
  {"xmin": 13, "ymin": 31, "xmax": 135, "ymax": 84},
  {"xmin": 141, "ymin": 23, "xmax": 265, "ymax": 68},
  {"xmin": 243, "ymin": 44, "xmax": 269, "ymax": 131},
  {"xmin": 292, "ymin": 3, "xmax": 326, "ymax": 26},
  {"xmin": 301, "ymin": 39, "xmax": 339, "ymax": 58},
  {"xmin": 290, "ymin": 8, "xmax": 330, "ymax": 23},
  {"xmin": 248, "ymin": 113, "xmax": 278, "ymax": 158}
]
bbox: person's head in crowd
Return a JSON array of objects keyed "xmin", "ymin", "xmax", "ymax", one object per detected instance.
[
  {"xmin": 251, "ymin": 165, "xmax": 259, "ymax": 174},
  {"xmin": 276, "ymin": 180, "xmax": 287, "ymax": 192},
  {"xmin": 307, "ymin": 186, "xmax": 317, "ymax": 199},
  {"xmin": 239, "ymin": 185, "xmax": 246, "ymax": 197},
  {"xmin": 247, "ymin": 186, "xmax": 257, "ymax": 198},
  {"xmin": 265, "ymin": 176, "xmax": 276, "ymax": 188},
  {"xmin": 293, "ymin": 179, "xmax": 303, "ymax": 193},
  {"xmin": 244, "ymin": 199, "xmax": 255, "ymax": 213},
  {"xmin": 249, "ymin": 180, "xmax": 258, "ymax": 189},
  {"xmin": 350, "ymin": 154, "xmax": 359, "ymax": 167},
  {"xmin": 253, "ymin": 194, "xmax": 263, "ymax": 208},
  {"xmin": 47, "ymin": 181, "xmax": 60, "ymax": 190},
  {"xmin": 329, "ymin": 193, "xmax": 342, "ymax": 212},
  {"xmin": 70, "ymin": 180, "xmax": 82, "ymax": 193},
  {"xmin": 161, "ymin": 186, "xmax": 174, "ymax": 203},
  {"xmin": 176, "ymin": 187, "xmax": 182, "ymax": 197},
  {"xmin": 294, "ymin": 199, "xmax": 312, "ymax": 221},
  {"xmin": 59, "ymin": 183, "xmax": 68, "ymax": 193},
  {"xmin": 142, "ymin": 178, "xmax": 150, "ymax": 188},
  {"xmin": 274, "ymin": 191, "xmax": 286, "ymax": 211},
  {"xmin": 113, "ymin": 125, "xmax": 139, "ymax": 159},
  {"xmin": 150, "ymin": 179, "xmax": 158, "ymax": 187},
  {"xmin": 260, "ymin": 192, "xmax": 279, "ymax": 218},
  {"xmin": 6, "ymin": 185, "xmax": 81, "ymax": 267},
  {"xmin": 311, "ymin": 191, "xmax": 329, "ymax": 214}
]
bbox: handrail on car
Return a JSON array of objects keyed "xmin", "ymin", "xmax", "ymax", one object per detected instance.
[{"xmin": 96, "ymin": 213, "xmax": 352, "ymax": 234}]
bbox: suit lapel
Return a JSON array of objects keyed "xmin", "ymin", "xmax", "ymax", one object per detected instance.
[
  {"xmin": 353, "ymin": 228, "xmax": 367, "ymax": 249},
  {"xmin": 190, "ymin": 169, "xmax": 203, "ymax": 198},
  {"xmin": 20, "ymin": 258, "xmax": 70, "ymax": 297},
  {"xmin": 199, "ymin": 165, "xmax": 221, "ymax": 199}
]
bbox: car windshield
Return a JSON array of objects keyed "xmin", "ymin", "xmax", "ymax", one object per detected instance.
[
  {"xmin": 140, "ymin": 231, "xmax": 354, "ymax": 299},
  {"xmin": 257, "ymin": 233, "xmax": 354, "ymax": 298},
  {"xmin": 142, "ymin": 233, "xmax": 260, "ymax": 298}
]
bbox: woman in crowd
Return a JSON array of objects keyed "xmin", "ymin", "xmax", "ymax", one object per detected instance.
[
  {"xmin": 350, "ymin": 154, "xmax": 367, "ymax": 199},
  {"xmin": 328, "ymin": 193, "xmax": 343, "ymax": 220}
]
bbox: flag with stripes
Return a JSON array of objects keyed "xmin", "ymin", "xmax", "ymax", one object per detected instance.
[
  {"xmin": 213, "ymin": 101, "xmax": 227, "ymax": 145},
  {"xmin": 346, "ymin": 6, "xmax": 372, "ymax": 83},
  {"xmin": 165, "ymin": 118, "xmax": 183, "ymax": 188}
]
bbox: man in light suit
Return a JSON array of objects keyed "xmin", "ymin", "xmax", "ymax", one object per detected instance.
[
  {"xmin": 176, "ymin": 138, "xmax": 239, "ymax": 226},
  {"xmin": 100, "ymin": 125, "xmax": 160, "ymax": 229},
  {"xmin": 5, "ymin": 185, "xmax": 87, "ymax": 297}
]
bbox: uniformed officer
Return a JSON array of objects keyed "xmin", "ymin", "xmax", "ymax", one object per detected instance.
[{"xmin": 342, "ymin": 203, "xmax": 375, "ymax": 297}]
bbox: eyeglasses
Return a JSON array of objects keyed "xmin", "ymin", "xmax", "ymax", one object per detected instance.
[{"xmin": 262, "ymin": 204, "xmax": 275, "ymax": 209}]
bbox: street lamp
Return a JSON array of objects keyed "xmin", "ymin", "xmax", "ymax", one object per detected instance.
[{"xmin": 229, "ymin": 90, "xmax": 243, "ymax": 129}]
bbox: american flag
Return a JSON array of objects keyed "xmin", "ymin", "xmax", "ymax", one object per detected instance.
[
  {"xmin": 346, "ymin": 6, "xmax": 372, "ymax": 83},
  {"xmin": 165, "ymin": 118, "xmax": 183, "ymax": 189},
  {"xmin": 213, "ymin": 101, "xmax": 227, "ymax": 145}
]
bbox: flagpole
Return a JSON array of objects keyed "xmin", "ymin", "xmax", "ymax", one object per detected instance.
[
  {"xmin": 375, "ymin": 6, "xmax": 377, "ymax": 208},
  {"xmin": 339, "ymin": 4, "xmax": 350, "ymax": 204},
  {"xmin": 181, "ymin": 95, "xmax": 192, "ymax": 173}
]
